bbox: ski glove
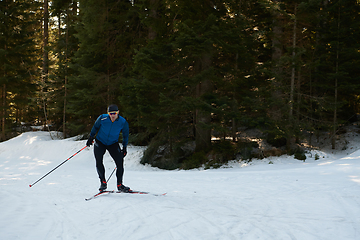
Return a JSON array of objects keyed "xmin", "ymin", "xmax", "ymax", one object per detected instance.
[
  {"xmin": 86, "ymin": 136, "xmax": 94, "ymax": 147},
  {"xmin": 123, "ymin": 148, "xmax": 127, "ymax": 157}
]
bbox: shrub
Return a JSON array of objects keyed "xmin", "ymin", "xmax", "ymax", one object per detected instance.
[
  {"xmin": 293, "ymin": 148, "xmax": 306, "ymax": 161},
  {"xmin": 182, "ymin": 152, "xmax": 207, "ymax": 170}
]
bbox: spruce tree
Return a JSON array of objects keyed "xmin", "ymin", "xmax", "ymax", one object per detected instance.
[
  {"xmin": 67, "ymin": 0, "xmax": 138, "ymax": 135},
  {"xmin": 317, "ymin": 0, "xmax": 360, "ymax": 148},
  {"xmin": 49, "ymin": 0, "xmax": 79, "ymax": 137},
  {"xmin": 133, "ymin": 0, "xmax": 259, "ymax": 168},
  {"xmin": 0, "ymin": 0, "xmax": 41, "ymax": 140}
]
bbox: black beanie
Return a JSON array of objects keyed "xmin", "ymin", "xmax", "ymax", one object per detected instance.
[{"xmin": 108, "ymin": 104, "xmax": 118, "ymax": 112}]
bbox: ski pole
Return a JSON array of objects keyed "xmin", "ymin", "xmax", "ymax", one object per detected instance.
[
  {"xmin": 107, "ymin": 167, "xmax": 117, "ymax": 183},
  {"xmin": 29, "ymin": 145, "xmax": 88, "ymax": 187}
]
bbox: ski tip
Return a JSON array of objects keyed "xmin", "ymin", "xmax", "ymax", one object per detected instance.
[{"xmin": 29, "ymin": 184, "xmax": 32, "ymax": 187}]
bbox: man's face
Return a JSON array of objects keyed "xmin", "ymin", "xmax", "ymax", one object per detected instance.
[{"xmin": 108, "ymin": 111, "xmax": 118, "ymax": 122}]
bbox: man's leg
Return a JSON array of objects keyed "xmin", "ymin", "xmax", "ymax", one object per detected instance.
[
  {"xmin": 94, "ymin": 140, "xmax": 107, "ymax": 183},
  {"xmin": 107, "ymin": 143, "xmax": 124, "ymax": 185}
]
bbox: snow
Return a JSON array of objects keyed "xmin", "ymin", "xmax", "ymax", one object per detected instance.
[{"xmin": 0, "ymin": 131, "xmax": 360, "ymax": 240}]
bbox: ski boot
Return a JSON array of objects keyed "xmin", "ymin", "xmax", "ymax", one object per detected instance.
[
  {"xmin": 99, "ymin": 180, "xmax": 107, "ymax": 192},
  {"xmin": 117, "ymin": 183, "xmax": 130, "ymax": 193}
]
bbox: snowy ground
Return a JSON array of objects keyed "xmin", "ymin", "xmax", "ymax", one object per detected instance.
[{"xmin": 0, "ymin": 131, "xmax": 359, "ymax": 240}]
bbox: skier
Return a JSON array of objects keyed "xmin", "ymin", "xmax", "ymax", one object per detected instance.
[{"xmin": 86, "ymin": 104, "xmax": 130, "ymax": 192}]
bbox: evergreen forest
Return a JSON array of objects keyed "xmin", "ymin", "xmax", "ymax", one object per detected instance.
[{"xmin": 1, "ymin": 0, "xmax": 360, "ymax": 169}]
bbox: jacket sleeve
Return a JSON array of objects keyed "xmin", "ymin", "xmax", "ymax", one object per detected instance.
[
  {"xmin": 122, "ymin": 120, "xmax": 129, "ymax": 149},
  {"xmin": 90, "ymin": 115, "xmax": 102, "ymax": 138}
]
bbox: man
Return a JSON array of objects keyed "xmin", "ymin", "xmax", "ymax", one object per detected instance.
[{"xmin": 86, "ymin": 104, "xmax": 130, "ymax": 192}]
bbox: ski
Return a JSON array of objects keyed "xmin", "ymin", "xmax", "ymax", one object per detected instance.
[
  {"xmin": 126, "ymin": 190, "xmax": 167, "ymax": 196},
  {"xmin": 85, "ymin": 190, "xmax": 115, "ymax": 201},
  {"xmin": 85, "ymin": 190, "xmax": 166, "ymax": 201}
]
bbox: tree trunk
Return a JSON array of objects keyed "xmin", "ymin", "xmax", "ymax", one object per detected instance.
[
  {"xmin": 42, "ymin": 0, "xmax": 49, "ymax": 130},
  {"xmin": 332, "ymin": 68, "xmax": 338, "ymax": 149},
  {"xmin": 63, "ymin": 10, "xmax": 69, "ymax": 139},
  {"xmin": 289, "ymin": 4, "xmax": 297, "ymax": 120},
  {"xmin": 232, "ymin": 53, "xmax": 239, "ymax": 142},
  {"xmin": 271, "ymin": 1, "xmax": 284, "ymax": 122},
  {"xmin": 287, "ymin": 4, "xmax": 297, "ymax": 149},
  {"xmin": 1, "ymin": 84, "xmax": 5, "ymax": 141},
  {"xmin": 296, "ymin": 65, "xmax": 301, "ymax": 122},
  {"xmin": 148, "ymin": 0, "xmax": 158, "ymax": 40},
  {"xmin": 195, "ymin": 53, "xmax": 212, "ymax": 153},
  {"xmin": 332, "ymin": 4, "xmax": 341, "ymax": 149},
  {"xmin": 1, "ymin": 40, "xmax": 6, "ymax": 140},
  {"xmin": 43, "ymin": 0, "xmax": 48, "ymax": 81},
  {"xmin": 272, "ymin": 1, "xmax": 283, "ymax": 76}
]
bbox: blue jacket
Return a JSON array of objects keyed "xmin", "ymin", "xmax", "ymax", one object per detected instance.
[{"xmin": 90, "ymin": 114, "xmax": 129, "ymax": 148}]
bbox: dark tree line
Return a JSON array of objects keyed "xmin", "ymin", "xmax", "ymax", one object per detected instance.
[{"xmin": 1, "ymin": 0, "xmax": 360, "ymax": 168}]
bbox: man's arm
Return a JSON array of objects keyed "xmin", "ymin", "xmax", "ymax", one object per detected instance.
[
  {"xmin": 122, "ymin": 120, "xmax": 129, "ymax": 149},
  {"xmin": 90, "ymin": 115, "xmax": 102, "ymax": 138}
]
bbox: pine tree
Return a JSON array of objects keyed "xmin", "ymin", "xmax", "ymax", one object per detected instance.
[
  {"xmin": 0, "ymin": 0, "xmax": 41, "ymax": 140},
  {"xmin": 132, "ymin": 0, "xmax": 260, "ymax": 168},
  {"xmin": 67, "ymin": 0, "xmax": 139, "ymax": 135},
  {"xmin": 317, "ymin": 0, "xmax": 360, "ymax": 148},
  {"xmin": 49, "ymin": 0, "xmax": 79, "ymax": 137}
]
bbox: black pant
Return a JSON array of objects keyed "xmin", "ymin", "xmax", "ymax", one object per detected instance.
[{"xmin": 94, "ymin": 140, "xmax": 124, "ymax": 185}]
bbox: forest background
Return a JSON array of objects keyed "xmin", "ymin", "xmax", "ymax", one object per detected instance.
[{"xmin": 1, "ymin": 0, "xmax": 360, "ymax": 169}]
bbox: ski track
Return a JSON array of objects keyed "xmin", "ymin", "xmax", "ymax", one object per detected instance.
[{"xmin": 0, "ymin": 132, "xmax": 360, "ymax": 239}]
